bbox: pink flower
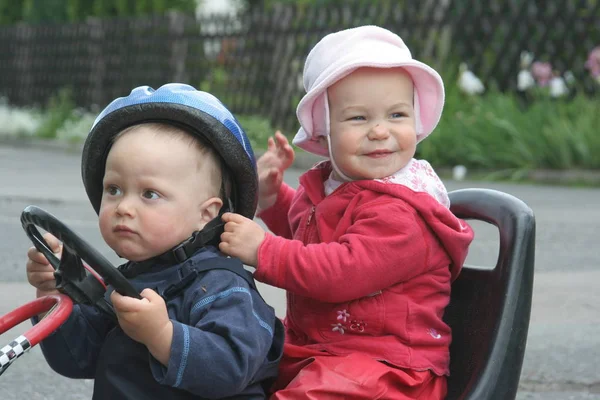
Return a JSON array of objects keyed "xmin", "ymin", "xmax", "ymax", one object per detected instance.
[
  {"xmin": 585, "ymin": 46, "xmax": 600, "ymax": 78},
  {"xmin": 425, "ymin": 165, "xmax": 435, "ymax": 177},
  {"xmin": 379, "ymin": 176, "xmax": 395, "ymax": 184},
  {"xmin": 350, "ymin": 320, "xmax": 367, "ymax": 332},
  {"xmin": 337, "ymin": 309, "xmax": 350, "ymax": 322},
  {"xmin": 410, "ymin": 176, "xmax": 428, "ymax": 192},
  {"xmin": 531, "ymin": 61, "xmax": 553, "ymax": 86}
]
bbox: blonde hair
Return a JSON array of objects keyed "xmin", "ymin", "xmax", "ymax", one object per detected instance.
[{"xmin": 114, "ymin": 122, "xmax": 226, "ymax": 199}]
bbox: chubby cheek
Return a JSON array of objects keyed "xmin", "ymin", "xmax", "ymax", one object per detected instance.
[
  {"xmin": 402, "ymin": 136, "xmax": 417, "ymax": 153},
  {"xmin": 330, "ymin": 136, "xmax": 357, "ymax": 164},
  {"xmin": 98, "ymin": 208, "xmax": 113, "ymax": 245},
  {"xmin": 141, "ymin": 212, "xmax": 192, "ymax": 251}
]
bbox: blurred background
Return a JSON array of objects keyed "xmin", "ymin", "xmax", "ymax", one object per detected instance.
[
  {"xmin": 0, "ymin": 1, "xmax": 599, "ymax": 399},
  {"xmin": 0, "ymin": 0, "xmax": 599, "ymax": 177}
]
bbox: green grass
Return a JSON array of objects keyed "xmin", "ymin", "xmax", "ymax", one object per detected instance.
[{"xmin": 417, "ymin": 84, "xmax": 600, "ymax": 172}]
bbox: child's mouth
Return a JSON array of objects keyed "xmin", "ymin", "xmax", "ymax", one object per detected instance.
[{"xmin": 365, "ymin": 150, "xmax": 392, "ymax": 158}]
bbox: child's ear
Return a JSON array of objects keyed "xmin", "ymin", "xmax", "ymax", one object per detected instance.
[{"xmin": 197, "ymin": 197, "xmax": 224, "ymax": 228}]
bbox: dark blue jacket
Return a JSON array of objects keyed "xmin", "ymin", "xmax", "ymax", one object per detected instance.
[{"xmin": 36, "ymin": 247, "xmax": 283, "ymax": 399}]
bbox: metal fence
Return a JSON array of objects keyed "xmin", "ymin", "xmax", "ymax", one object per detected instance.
[{"xmin": 0, "ymin": 0, "xmax": 598, "ymax": 131}]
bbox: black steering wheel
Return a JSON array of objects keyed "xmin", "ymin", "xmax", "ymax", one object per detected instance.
[{"xmin": 21, "ymin": 205, "xmax": 142, "ymax": 318}]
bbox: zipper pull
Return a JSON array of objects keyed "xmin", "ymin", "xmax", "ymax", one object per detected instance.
[{"xmin": 306, "ymin": 206, "xmax": 316, "ymax": 225}]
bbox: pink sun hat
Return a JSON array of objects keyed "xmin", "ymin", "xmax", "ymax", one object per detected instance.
[{"xmin": 292, "ymin": 25, "xmax": 445, "ymax": 158}]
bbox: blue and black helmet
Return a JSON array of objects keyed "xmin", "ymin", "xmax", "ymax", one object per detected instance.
[{"xmin": 81, "ymin": 83, "xmax": 258, "ymax": 219}]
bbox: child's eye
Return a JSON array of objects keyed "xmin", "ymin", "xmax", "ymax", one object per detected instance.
[
  {"xmin": 349, "ymin": 116, "xmax": 366, "ymax": 121},
  {"xmin": 142, "ymin": 190, "xmax": 160, "ymax": 200},
  {"xmin": 105, "ymin": 185, "xmax": 121, "ymax": 196},
  {"xmin": 391, "ymin": 112, "xmax": 407, "ymax": 118}
]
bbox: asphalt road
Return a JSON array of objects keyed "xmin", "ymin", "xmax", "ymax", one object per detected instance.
[{"xmin": 0, "ymin": 144, "xmax": 598, "ymax": 399}]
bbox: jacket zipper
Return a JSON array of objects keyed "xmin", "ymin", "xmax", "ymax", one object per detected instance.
[
  {"xmin": 306, "ymin": 205, "xmax": 316, "ymax": 226},
  {"xmin": 303, "ymin": 205, "xmax": 316, "ymax": 244}
]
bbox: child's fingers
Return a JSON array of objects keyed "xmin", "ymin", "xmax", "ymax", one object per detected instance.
[
  {"xmin": 284, "ymin": 144, "xmax": 295, "ymax": 162},
  {"xmin": 26, "ymin": 234, "xmax": 62, "ymax": 267},
  {"xmin": 277, "ymin": 135, "xmax": 291, "ymax": 155},
  {"xmin": 221, "ymin": 212, "xmax": 235, "ymax": 223},
  {"xmin": 111, "ymin": 290, "xmax": 146, "ymax": 311},
  {"xmin": 218, "ymin": 240, "xmax": 232, "ymax": 254},
  {"xmin": 221, "ymin": 212, "xmax": 246, "ymax": 224},
  {"xmin": 219, "ymin": 237, "xmax": 241, "ymax": 257},
  {"xmin": 26, "ymin": 248, "xmax": 56, "ymax": 286},
  {"xmin": 27, "ymin": 246, "xmax": 50, "ymax": 265},
  {"xmin": 219, "ymin": 236, "xmax": 237, "ymax": 255},
  {"xmin": 274, "ymin": 133, "xmax": 294, "ymax": 163},
  {"xmin": 267, "ymin": 136, "xmax": 276, "ymax": 151},
  {"xmin": 27, "ymin": 265, "xmax": 55, "ymax": 279},
  {"xmin": 223, "ymin": 219, "xmax": 242, "ymax": 233},
  {"xmin": 275, "ymin": 130, "xmax": 287, "ymax": 143},
  {"xmin": 27, "ymin": 270, "xmax": 56, "ymax": 290},
  {"xmin": 110, "ymin": 290, "xmax": 123, "ymax": 302},
  {"xmin": 42, "ymin": 233, "xmax": 62, "ymax": 254},
  {"xmin": 140, "ymin": 288, "xmax": 161, "ymax": 302},
  {"xmin": 220, "ymin": 231, "xmax": 233, "ymax": 244},
  {"xmin": 36, "ymin": 278, "xmax": 57, "ymax": 292}
]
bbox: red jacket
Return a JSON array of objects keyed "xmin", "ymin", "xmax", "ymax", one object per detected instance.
[{"xmin": 256, "ymin": 162, "xmax": 474, "ymax": 375}]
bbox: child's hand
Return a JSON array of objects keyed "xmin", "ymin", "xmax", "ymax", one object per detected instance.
[
  {"xmin": 26, "ymin": 233, "xmax": 62, "ymax": 298},
  {"xmin": 111, "ymin": 288, "xmax": 173, "ymax": 365},
  {"xmin": 219, "ymin": 213, "xmax": 266, "ymax": 267},
  {"xmin": 257, "ymin": 130, "xmax": 294, "ymax": 212}
]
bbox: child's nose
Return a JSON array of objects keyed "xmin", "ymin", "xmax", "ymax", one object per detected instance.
[
  {"xmin": 115, "ymin": 196, "xmax": 135, "ymax": 217},
  {"xmin": 368, "ymin": 123, "xmax": 390, "ymax": 140}
]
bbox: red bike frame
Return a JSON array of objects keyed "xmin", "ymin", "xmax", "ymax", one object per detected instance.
[{"xmin": 0, "ymin": 294, "xmax": 73, "ymax": 376}]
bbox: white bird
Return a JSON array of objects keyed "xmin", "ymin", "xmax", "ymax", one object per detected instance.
[{"xmin": 458, "ymin": 63, "xmax": 485, "ymax": 95}]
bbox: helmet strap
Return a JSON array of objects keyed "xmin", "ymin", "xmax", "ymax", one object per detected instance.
[{"xmin": 118, "ymin": 206, "xmax": 230, "ymax": 278}]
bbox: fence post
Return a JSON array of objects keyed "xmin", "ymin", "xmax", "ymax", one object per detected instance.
[
  {"xmin": 169, "ymin": 11, "xmax": 188, "ymax": 83},
  {"xmin": 421, "ymin": 0, "xmax": 453, "ymax": 69},
  {"xmin": 267, "ymin": 4, "xmax": 296, "ymax": 129},
  {"xmin": 15, "ymin": 22, "xmax": 33, "ymax": 105},
  {"xmin": 87, "ymin": 17, "xmax": 105, "ymax": 108}
]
